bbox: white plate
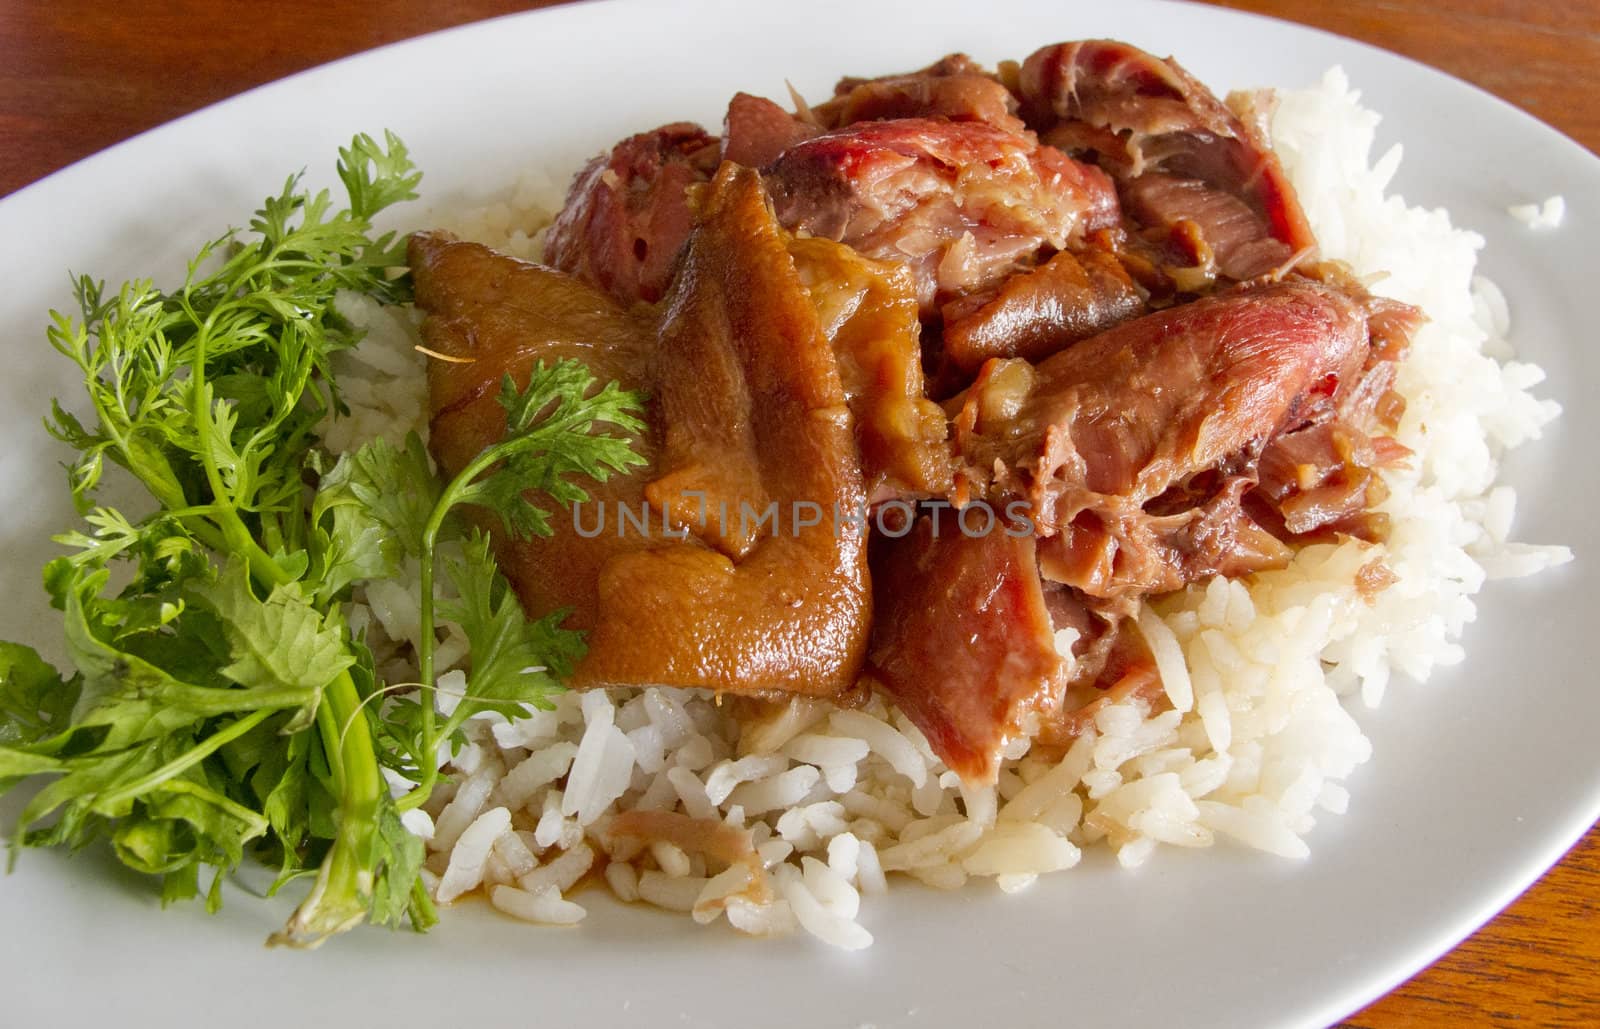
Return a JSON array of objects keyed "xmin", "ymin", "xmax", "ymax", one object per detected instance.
[{"xmin": 0, "ymin": 2, "xmax": 1592, "ymax": 1026}]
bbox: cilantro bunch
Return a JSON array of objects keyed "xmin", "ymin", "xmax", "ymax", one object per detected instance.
[{"xmin": 0, "ymin": 134, "xmax": 645, "ymax": 947}]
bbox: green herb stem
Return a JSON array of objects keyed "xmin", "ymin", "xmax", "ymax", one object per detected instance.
[
  {"xmin": 269, "ymin": 666, "xmax": 384, "ymax": 948},
  {"xmin": 242, "ymin": 526, "xmax": 390, "ymax": 947},
  {"xmin": 98, "ymin": 708, "xmax": 273, "ymax": 812},
  {"xmin": 399, "ymin": 447, "xmax": 499, "ymax": 812}
]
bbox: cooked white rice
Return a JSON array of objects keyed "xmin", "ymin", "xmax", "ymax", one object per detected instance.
[
  {"xmin": 323, "ymin": 67, "xmax": 1571, "ymax": 948},
  {"xmin": 1508, "ymin": 195, "xmax": 1566, "ymax": 230}
]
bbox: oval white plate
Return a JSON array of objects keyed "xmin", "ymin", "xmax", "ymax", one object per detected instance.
[{"xmin": 0, "ymin": 2, "xmax": 1592, "ymax": 1026}]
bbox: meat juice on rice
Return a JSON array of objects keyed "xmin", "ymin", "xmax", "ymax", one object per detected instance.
[{"xmin": 319, "ymin": 68, "xmax": 1570, "ymax": 949}]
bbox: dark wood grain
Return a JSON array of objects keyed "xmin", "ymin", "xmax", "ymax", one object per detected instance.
[
  {"xmin": 0, "ymin": 1, "xmax": 1595, "ymax": 1024},
  {"xmin": 0, "ymin": 0, "xmax": 568, "ymax": 198},
  {"xmin": 1199, "ymin": 0, "xmax": 1600, "ymax": 155}
]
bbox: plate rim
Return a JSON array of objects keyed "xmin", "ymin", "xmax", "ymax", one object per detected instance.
[{"xmin": 0, "ymin": 3, "xmax": 1594, "ymax": 1026}]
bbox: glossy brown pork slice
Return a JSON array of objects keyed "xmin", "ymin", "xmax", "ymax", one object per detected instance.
[
  {"xmin": 866, "ymin": 518, "xmax": 1067, "ymax": 785},
  {"xmin": 544, "ymin": 122, "xmax": 719, "ymax": 304},
  {"xmin": 1018, "ymin": 40, "xmax": 1316, "ymax": 280},
  {"xmin": 940, "ymin": 244, "xmax": 1144, "ymax": 375},
  {"xmin": 764, "ymin": 118, "xmax": 1120, "ymax": 314},
  {"xmin": 413, "ymin": 169, "xmax": 871, "ymax": 696},
  {"xmin": 814, "ymin": 53, "xmax": 1028, "ymax": 134},
  {"xmin": 580, "ymin": 163, "xmax": 871, "ymax": 695},
  {"xmin": 953, "ymin": 280, "xmax": 1371, "ymax": 600},
  {"xmin": 411, "ymin": 230, "xmax": 658, "ymax": 633}
]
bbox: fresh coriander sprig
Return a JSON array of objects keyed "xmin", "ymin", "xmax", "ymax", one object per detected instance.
[
  {"xmin": 1, "ymin": 132, "xmax": 432, "ymax": 946},
  {"xmin": 0, "ymin": 131, "xmax": 650, "ymax": 949},
  {"xmin": 397, "ymin": 361, "xmax": 647, "ymax": 812}
]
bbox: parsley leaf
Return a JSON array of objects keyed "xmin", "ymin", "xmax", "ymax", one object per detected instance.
[
  {"xmin": 0, "ymin": 132, "xmax": 647, "ymax": 951},
  {"xmin": 451, "ymin": 363, "xmax": 647, "ymax": 540},
  {"xmin": 190, "ymin": 560, "xmax": 357, "ymax": 733},
  {"xmin": 2, "ymin": 133, "xmax": 432, "ymax": 947},
  {"xmin": 437, "ymin": 531, "xmax": 582, "ymax": 727},
  {"xmin": 309, "ymin": 432, "xmax": 439, "ymax": 602},
  {"xmin": 390, "ymin": 360, "xmax": 646, "ymax": 811}
]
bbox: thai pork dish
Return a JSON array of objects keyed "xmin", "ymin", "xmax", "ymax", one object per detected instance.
[
  {"xmin": 0, "ymin": 35, "xmax": 1565, "ymax": 950},
  {"xmin": 412, "ymin": 40, "xmax": 1416, "ymax": 786}
]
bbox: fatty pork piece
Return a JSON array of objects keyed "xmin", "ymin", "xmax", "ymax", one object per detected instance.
[
  {"xmin": 544, "ymin": 122, "xmax": 719, "ymax": 304},
  {"xmin": 723, "ymin": 54, "xmax": 1026, "ymax": 181},
  {"xmin": 789, "ymin": 236, "xmax": 952, "ymax": 499},
  {"xmin": 865, "ymin": 517, "xmax": 1188, "ymax": 785},
  {"xmin": 952, "ymin": 279, "xmax": 1378, "ymax": 601},
  {"xmin": 764, "ymin": 117, "xmax": 1121, "ymax": 315},
  {"xmin": 866, "ymin": 519, "xmax": 1067, "ymax": 785},
  {"xmin": 411, "ymin": 163, "xmax": 871, "ymax": 696},
  {"xmin": 813, "ymin": 53, "xmax": 1028, "ymax": 134},
  {"xmin": 596, "ymin": 164, "xmax": 870, "ymax": 694},
  {"xmin": 1018, "ymin": 39, "xmax": 1316, "ymax": 280}
]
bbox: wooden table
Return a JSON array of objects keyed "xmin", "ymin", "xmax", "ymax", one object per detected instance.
[{"xmin": 1, "ymin": 1, "xmax": 1594, "ymax": 1024}]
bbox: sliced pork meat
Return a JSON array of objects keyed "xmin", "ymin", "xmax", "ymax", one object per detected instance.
[
  {"xmin": 1033, "ymin": 474, "xmax": 1294, "ymax": 599},
  {"xmin": 764, "ymin": 118, "xmax": 1120, "ymax": 313},
  {"xmin": 865, "ymin": 518, "xmax": 1067, "ymax": 785},
  {"xmin": 790, "ymin": 236, "xmax": 952, "ymax": 499},
  {"xmin": 940, "ymin": 244, "xmax": 1144, "ymax": 374},
  {"xmin": 1019, "ymin": 40, "xmax": 1223, "ymax": 146},
  {"xmin": 1253, "ymin": 420, "xmax": 1402, "ymax": 541},
  {"xmin": 722, "ymin": 92, "xmax": 820, "ymax": 168},
  {"xmin": 1245, "ymin": 277, "xmax": 1418, "ymax": 541},
  {"xmin": 544, "ymin": 123, "xmax": 719, "ymax": 304},
  {"xmin": 1340, "ymin": 290, "xmax": 1422, "ymax": 428},
  {"xmin": 815, "ymin": 53, "xmax": 1027, "ymax": 134},
  {"xmin": 1018, "ymin": 39, "xmax": 1316, "ymax": 278},
  {"xmin": 580, "ymin": 163, "xmax": 871, "ymax": 695},
  {"xmin": 414, "ymin": 167, "xmax": 871, "ymax": 697},
  {"xmin": 953, "ymin": 279, "xmax": 1373, "ymax": 599},
  {"xmin": 412, "ymin": 231, "xmax": 658, "ymax": 633},
  {"xmin": 956, "ymin": 279, "xmax": 1371, "ymax": 508},
  {"xmin": 417, "ymin": 41, "xmax": 1421, "ymax": 792},
  {"xmin": 1121, "ymin": 172, "xmax": 1294, "ymax": 281}
]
